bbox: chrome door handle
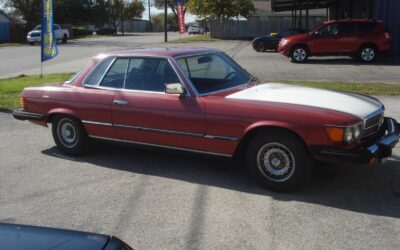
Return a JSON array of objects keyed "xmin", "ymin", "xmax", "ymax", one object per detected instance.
[{"xmin": 113, "ymin": 100, "xmax": 128, "ymax": 105}]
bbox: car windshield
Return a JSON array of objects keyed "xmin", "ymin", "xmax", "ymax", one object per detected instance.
[
  {"xmin": 33, "ymin": 25, "xmax": 41, "ymax": 30},
  {"xmin": 176, "ymin": 52, "xmax": 255, "ymax": 95}
]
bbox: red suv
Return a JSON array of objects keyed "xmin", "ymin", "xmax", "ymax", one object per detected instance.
[{"xmin": 277, "ymin": 19, "xmax": 392, "ymax": 63}]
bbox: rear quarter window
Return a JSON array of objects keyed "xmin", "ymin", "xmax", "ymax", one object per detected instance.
[{"xmin": 356, "ymin": 22, "xmax": 376, "ymax": 33}]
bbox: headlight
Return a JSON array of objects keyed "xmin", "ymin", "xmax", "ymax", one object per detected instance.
[
  {"xmin": 325, "ymin": 122, "xmax": 364, "ymax": 144},
  {"xmin": 280, "ymin": 39, "xmax": 289, "ymax": 46}
]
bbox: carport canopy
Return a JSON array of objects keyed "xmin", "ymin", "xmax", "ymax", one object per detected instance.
[{"xmin": 272, "ymin": 0, "xmax": 337, "ymax": 12}]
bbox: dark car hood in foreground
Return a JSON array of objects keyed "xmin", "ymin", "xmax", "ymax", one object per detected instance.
[{"xmin": 0, "ymin": 223, "xmax": 132, "ymax": 250}]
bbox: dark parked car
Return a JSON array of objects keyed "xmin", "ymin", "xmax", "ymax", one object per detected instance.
[
  {"xmin": 252, "ymin": 28, "xmax": 305, "ymax": 52},
  {"xmin": 0, "ymin": 223, "xmax": 133, "ymax": 250},
  {"xmin": 278, "ymin": 19, "xmax": 392, "ymax": 63}
]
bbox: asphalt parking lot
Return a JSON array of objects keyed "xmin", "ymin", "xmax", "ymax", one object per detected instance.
[
  {"xmin": 1, "ymin": 33, "xmax": 400, "ymax": 84},
  {"xmin": 0, "ymin": 97, "xmax": 399, "ymax": 249}
]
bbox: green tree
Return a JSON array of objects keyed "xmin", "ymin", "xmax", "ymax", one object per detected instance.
[
  {"xmin": 187, "ymin": 0, "xmax": 254, "ymax": 20},
  {"xmin": 2, "ymin": 0, "xmax": 41, "ymax": 30},
  {"xmin": 153, "ymin": 0, "xmax": 190, "ymax": 23},
  {"xmin": 151, "ymin": 12, "xmax": 176, "ymax": 27},
  {"xmin": 106, "ymin": 0, "xmax": 144, "ymax": 35}
]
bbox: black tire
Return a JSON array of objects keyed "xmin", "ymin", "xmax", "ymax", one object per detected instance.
[
  {"xmin": 52, "ymin": 116, "xmax": 89, "ymax": 156},
  {"xmin": 29, "ymin": 42, "xmax": 35, "ymax": 46},
  {"xmin": 359, "ymin": 45, "xmax": 376, "ymax": 62},
  {"xmin": 246, "ymin": 130, "xmax": 314, "ymax": 192},
  {"xmin": 256, "ymin": 41, "xmax": 266, "ymax": 52},
  {"xmin": 62, "ymin": 35, "xmax": 68, "ymax": 44},
  {"xmin": 291, "ymin": 45, "xmax": 309, "ymax": 63}
]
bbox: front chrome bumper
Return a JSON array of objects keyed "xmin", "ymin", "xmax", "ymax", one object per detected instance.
[{"xmin": 312, "ymin": 117, "xmax": 399, "ymax": 164}]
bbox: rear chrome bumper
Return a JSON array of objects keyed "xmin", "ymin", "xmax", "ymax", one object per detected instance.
[
  {"xmin": 12, "ymin": 109, "xmax": 46, "ymax": 121},
  {"xmin": 312, "ymin": 117, "xmax": 399, "ymax": 164}
]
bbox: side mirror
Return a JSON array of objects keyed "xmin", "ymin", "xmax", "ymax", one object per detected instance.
[{"xmin": 165, "ymin": 83, "xmax": 186, "ymax": 95}]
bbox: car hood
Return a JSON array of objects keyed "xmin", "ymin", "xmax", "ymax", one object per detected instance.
[
  {"xmin": 0, "ymin": 223, "xmax": 110, "ymax": 250},
  {"xmin": 254, "ymin": 35, "xmax": 276, "ymax": 41},
  {"xmin": 284, "ymin": 33, "xmax": 308, "ymax": 41},
  {"xmin": 28, "ymin": 31, "xmax": 41, "ymax": 35},
  {"xmin": 226, "ymin": 83, "xmax": 383, "ymax": 119}
]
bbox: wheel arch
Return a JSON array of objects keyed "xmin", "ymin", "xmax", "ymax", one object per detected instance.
[
  {"xmin": 290, "ymin": 43, "xmax": 310, "ymax": 53},
  {"xmin": 233, "ymin": 122, "xmax": 309, "ymax": 159},
  {"xmin": 46, "ymin": 108, "xmax": 79, "ymax": 123},
  {"xmin": 359, "ymin": 42, "xmax": 378, "ymax": 52}
]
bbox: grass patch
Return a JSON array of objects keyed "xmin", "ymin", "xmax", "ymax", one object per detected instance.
[
  {"xmin": 0, "ymin": 73, "xmax": 73, "ymax": 109},
  {"xmin": 170, "ymin": 33, "xmax": 214, "ymax": 43},
  {"xmin": 0, "ymin": 43, "xmax": 24, "ymax": 47},
  {"xmin": 278, "ymin": 81, "xmax": 400, "ymax": 96}
]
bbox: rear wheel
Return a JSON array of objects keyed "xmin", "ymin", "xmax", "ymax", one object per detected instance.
[
  {"xmin": 52, "ymin": 116, "xmax": 89, "ymax": 155},
  {"xmin": 291, "ymin": 45, "xmax": 308, "ymax": 63},
  {"xmin": 256, "ymin": 41, "xmax": 266, "ymax": 52},
  {"xmin": 359, "ymin": 45, "xmax": 376, "ymax": 62},
  {"xmin": 246, "ymin": 130, "xmax": 313, "ymax": 192}
]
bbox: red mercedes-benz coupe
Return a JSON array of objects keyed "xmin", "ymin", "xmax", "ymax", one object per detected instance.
[{"xmin": 13, "ymin": 48, "xmax": 399, "ymax": 191}]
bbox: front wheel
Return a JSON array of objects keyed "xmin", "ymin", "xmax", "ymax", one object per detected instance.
[
  {"xmin": 246, "ymin": 130, "xmax": 313, "ymax": 192},
  {"xmin": 291, "ymin": 46, "xmax": 308, "ymax": 63},
  {"xmin": 256, "ymin": 41, "xmax": 266, "ymax": 52},
  {"xmin": 52, "ymin": 116, "xmax": 89, "ymax": 155}
]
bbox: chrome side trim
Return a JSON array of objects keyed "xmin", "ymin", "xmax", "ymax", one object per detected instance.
[
  {"xmin": 204, "ymin": 135, "xmax": 240, "ymax": 142},
  {"xmin": 89, "ymin": 135, "xmax": 232, "ymax": 157},
  {"xmin": 82, "ymin": 120, "xmax": 239, "ymax": 141},
  {"xmin": 82, "ymin": 120, "xmax": 113, "ymax": 127},
  {"xmin": 114, "ymin": 124, "xmax": 204, "ymax": 138}
]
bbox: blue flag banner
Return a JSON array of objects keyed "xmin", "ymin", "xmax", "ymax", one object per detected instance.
[{"xmin": 41, "ymin": 0, "xmax": 58, "ymax": 62}]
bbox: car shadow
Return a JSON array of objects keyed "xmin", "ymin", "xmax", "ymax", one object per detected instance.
[
  {"xmin": 303, "ymin": 54, "xmax": 400, "ymax": 66},
  {"xmin": 42, "ymin": 141, "xmax": 400, "ymax": 218}
]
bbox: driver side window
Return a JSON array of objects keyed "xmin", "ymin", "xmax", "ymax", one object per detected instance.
[{"xmin": 318, "ymin": 23, "xmax": 338, "ymax": 35}]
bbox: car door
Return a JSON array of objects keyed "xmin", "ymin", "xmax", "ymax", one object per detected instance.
[
  {"xmin": 78, "ymin": 56, "xmax": 119, "ymax": 139},
  {"xmin": 335, "ymin": 22, "xmax": 358, "ymax": 53},
  {"xmin": 309, "ymin": 23, "xmax": 339, "ymax": 55},
  {"xmin": 53, "ymin": 25, "xmax": 62, "ymax": 40},
  {"xmin": 111, "ymin": 57, "xmax": 207, "ymax": 151}
]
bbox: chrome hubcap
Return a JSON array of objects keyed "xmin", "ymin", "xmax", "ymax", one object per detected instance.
[
  {"xmin": 361, "ymin": 48, "xmax": 375, "ymax": 61},
  {"xmin": 293, "ymin": 48, "xmax": 306, "ymax": 62},
  {"xmin": 257, "ymin": 143, "xmax": 295, "ymax": 182},
  {"xmin": 57, "ymin": 118, "xmax": 78, "ymax": 148}
]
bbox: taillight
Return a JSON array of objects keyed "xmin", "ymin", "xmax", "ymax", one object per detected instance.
[{"xmin": 19, "ymin": 96, "xmax": 26, "ymax": 109}]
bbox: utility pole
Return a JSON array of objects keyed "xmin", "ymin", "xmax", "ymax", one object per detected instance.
[
  {"xmin": 164, "ymin": 0, "xmax": 168, "ymax": 42},
  {"xmin": 148, "ymin": 0, "xmax": 152, "ymax": 32}
]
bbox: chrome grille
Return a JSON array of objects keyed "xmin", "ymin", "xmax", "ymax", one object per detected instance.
[{"xmin": 363, "ymin": 111, "xmax": 384, "ymax": 138}]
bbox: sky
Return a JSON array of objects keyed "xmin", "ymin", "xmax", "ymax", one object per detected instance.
[{"xmin": 0, "ymin": 1, "xmax": 198, "ymax": 23}]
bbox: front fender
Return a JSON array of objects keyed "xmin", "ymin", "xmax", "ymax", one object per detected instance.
[{"xmin": 242, "ymin": 120, "xmax": 308, "ymax": 143}]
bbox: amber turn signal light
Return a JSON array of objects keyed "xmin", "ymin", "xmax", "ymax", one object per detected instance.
[
  {"xmin": 19, "ymin": 96, "xmax": 26, "ymax": 109},
  {"xmin": 325, "ymin": 127, "xmax": 345, "ymax": 143}
]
